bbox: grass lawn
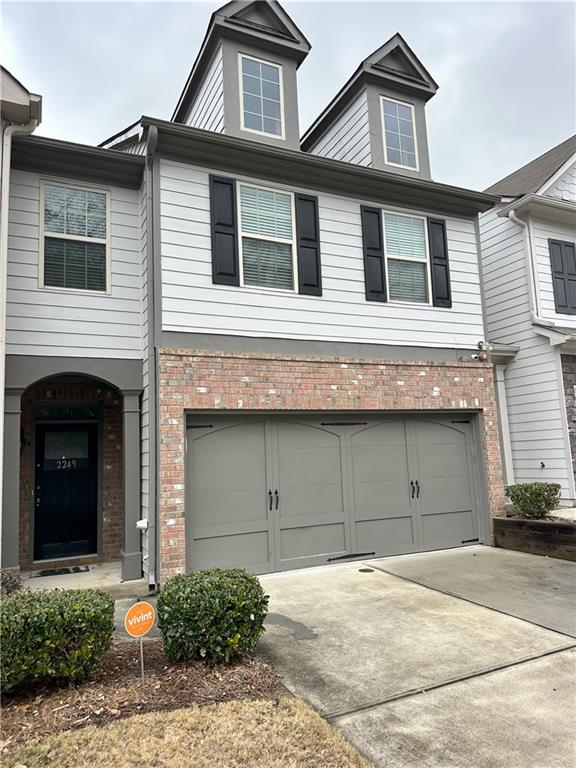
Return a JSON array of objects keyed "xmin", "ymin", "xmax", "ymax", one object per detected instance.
[{"xmin": 4, "ymin": 696, "xmax": 372, "ymax": 768}]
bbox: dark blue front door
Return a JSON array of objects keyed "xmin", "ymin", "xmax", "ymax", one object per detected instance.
[{"xmin": 34, "ymin": 423, "xmax": 98, "ymax": 561}]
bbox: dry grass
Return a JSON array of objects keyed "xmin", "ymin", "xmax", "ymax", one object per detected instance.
[
  {"xmin": 1, "ymin": 640, "xmax": 280, "ymax": 749},
  {"xmin": 4, "ymin": 697, "xmax": 373, "ymax": 768}
]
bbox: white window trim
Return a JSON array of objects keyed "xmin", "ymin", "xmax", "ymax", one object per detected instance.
[
  {"xmin": 236, "ymin": 181, "xmax": 298, "ymax": 293},
  {"xmin": 380, "ymin": 95, "xmax": 419, "ymax": 172},
  {"xmin": 238, "ymin": 53, "xmax": 286, "ymax": 141},
  {"xmin": 382, "ymin": 210, "xmax": 432, "ymax": 305},
  {"xmin": 39, "ymin": 179, "xmax": 112, "ymax": 295}
]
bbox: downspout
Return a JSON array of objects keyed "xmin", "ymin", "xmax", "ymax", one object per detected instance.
[
  {"xmin": 508, "ymin": 209, "xmax": 539, "ymax": 319},
  {"xmin": 0, "ymin": 118, "xmax": 38, "ymax": 566}
]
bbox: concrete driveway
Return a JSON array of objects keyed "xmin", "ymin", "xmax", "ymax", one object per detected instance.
[{"xmin": 258, "ymin": 547, "xmax": 576, "ymax": 768}]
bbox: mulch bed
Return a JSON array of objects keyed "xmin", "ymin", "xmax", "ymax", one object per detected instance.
[{"xmin": 0, "ymin": 639, "xmax": 282, "ymax": 752}]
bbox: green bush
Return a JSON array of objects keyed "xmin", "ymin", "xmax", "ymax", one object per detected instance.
[
  {"xmin": 0, "ymin": 588, "xmax": 114, "ymax": 691},
  {"xmin": 505, "ymin": 482, "xmax": 562, "ymax": 519},
  {"xmin": 157, "ymin": 568, "xmax": 269, "ymax": 665},
  {"xmin": 0, "ymin": 568, "xmax": 23, "ymax": 596}
]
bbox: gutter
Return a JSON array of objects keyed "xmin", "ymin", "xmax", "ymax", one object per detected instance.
[
  {"xmin": 0, "ymin": 117, "xmax": 38, "ymax": 567},
  {"xmin": 141, "ymin": 116, "xmax": 498, "ymax": 217}
]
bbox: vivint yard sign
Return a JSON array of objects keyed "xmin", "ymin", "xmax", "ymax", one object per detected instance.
[{"xmin": 124, "ymin": 600, "xmax": 156, "ymax": 682}]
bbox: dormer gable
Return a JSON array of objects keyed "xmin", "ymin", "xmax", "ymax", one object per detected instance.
[
  {"xmin": 302, "ymin": 34, "xmax": 438, "ymax": 180},
  {"xmin": 172, "ymin": 1, "xmax": 310, "ymax": 150}
]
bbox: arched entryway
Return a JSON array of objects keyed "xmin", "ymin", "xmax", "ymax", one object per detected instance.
[
  {"xmin": 2, "ymin": 357, "xmax": 143, "ymax": 580},
  {"xmin": 20, "ymin": 375, "xmax": 123, "ymax": 567}
]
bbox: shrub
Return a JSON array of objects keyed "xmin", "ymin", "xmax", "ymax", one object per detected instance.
[
  {"xmin": 157, "ymin": 568, "xmax": 269, "ymax": 665},
  {"xmin": 0, "ymin": 568, "xmax": 23, "ymax": 596},
  {"xmin": 0, "ymin": 588, "xmax": 114, "ymax": 691},
  {"xmin": 505, "ymin": 482, "xmax": 562, "ymax": 519}
]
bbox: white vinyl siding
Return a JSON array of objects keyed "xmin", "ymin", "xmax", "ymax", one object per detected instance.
[
  {"xmin": 479, "ymin": 206, "xmax": 574, "ymax": 502},
  {"xmin": 532, "ymin": 216, "xmax": 576, "ymax": 325},
  {"xmin": 186, "ymin": 45, "xmax": 224, "ymax": 133},
  {"xmin": 159, "ymin": 159, "xmax": 484, "ymax": 349},
  {"xmin": 306, "ymin": 90, "xmax": 371, "ymax": 167},
  {"xmin": 7, "ymin": 169, "xmax": 143, "ymax": 358}
]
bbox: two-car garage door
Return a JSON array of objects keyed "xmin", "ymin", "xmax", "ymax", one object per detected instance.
[{"xmin": 186, "ymin": 415, "xmax": 481, "ymax": 574}]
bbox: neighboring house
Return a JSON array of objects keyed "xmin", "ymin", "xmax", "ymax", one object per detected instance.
[
  {"xmin": 2, "ymin": 0, "xmax": 506, "ymax": 587},
  {"xmin": 480, "ymin": 136, "xmax": 576, "ymax": 506}
]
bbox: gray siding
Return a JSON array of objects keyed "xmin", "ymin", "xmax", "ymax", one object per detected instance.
[
  {"xmin": 7, "ymin": 170, "xmax": 143, "ymax": 358},
  {"xmin": 306, "ymin": 90, "xmax": 371, "ymax": 166},
  {"xmin": 185, "ymin": 45, "xmax": 224, "ymax": 133},
  {"xmin": 545, "ymin": 161, "xmax": 576, "ymax": 202},
  {"xmin": 479, "ymin": 207, "xmax": 574, "ymax": 501},
  {"xmin": 532, "ymin": 215, "xmax": 576, "ymax": 324},
  {"xmin": 159, "ymin": 159, "xmax": 484, "ymax": 349}
]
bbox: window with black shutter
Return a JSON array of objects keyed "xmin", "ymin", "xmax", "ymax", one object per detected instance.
[{"xmin": 549, "ymin": 239, "xmax": 576, "ymax": 315}]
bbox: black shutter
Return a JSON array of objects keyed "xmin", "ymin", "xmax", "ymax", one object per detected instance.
[
  {"xmin": 550, "ymin": 239, "xmax": 576, "ymax": 315},
  {"xmin": 295, "ymin": 193, "xmax": 322, "ymax": 296},
  {"xmin": 361, "ymin": 205, "xmax": 387, "ymax": 302},
  {"xmin": 428, "ymin": 218, "xmax": 452, "ymax": 308},
  {"xmin": 209, "ymin": 175, "xmax": 239, "ymax": 286}
]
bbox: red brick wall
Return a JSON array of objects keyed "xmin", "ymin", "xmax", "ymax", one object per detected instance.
[
  {"xmin": 19, "ymin": 384, "xmax": 124, "ymax": 570},
  {"xmin": 158, "ymin": 348, "xmax": 505, "ymax": 582}
]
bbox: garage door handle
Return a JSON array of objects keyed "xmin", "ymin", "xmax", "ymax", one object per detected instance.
[
  {"xmin": 416, "ymin": 481, "xmax": 420, "ymax": 498},
  {"xmin": 268, "ymin": 490, "xmax": 273, "ymax": 510},
  {"xmin": 274, "ymin": 490, "xmax": 279, "ymax": 510},
  {"xmin": 410, "ymin": 481, "xmax": 415, "ymax": 498}
]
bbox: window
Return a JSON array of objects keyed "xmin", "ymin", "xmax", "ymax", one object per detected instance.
[
  {"xmin": 383, "ymin": 212, "xmax": 430, "ymax": 303},
  {"xmin": 41, "ymin": 182, "xmax": 109, "ymax": 292},
  {"xmin": 381, "ymin": 97, "xmax": 418, "ymax": 170},
  {"xmin": 238, "ymin": 183, "xmax": 296, "ymax": 291},
  {"xmin": 240, "ymin": 54, "xmax": 284, "ymax": 138}
]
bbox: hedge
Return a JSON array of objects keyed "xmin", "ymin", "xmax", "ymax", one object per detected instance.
[
  {"xmin": 157, "ymin": 568, "xmax": 269, "ymax": 665},
  {"xmin": 1, "ymin": 588, "xmax": 114, "ymax": 691}
]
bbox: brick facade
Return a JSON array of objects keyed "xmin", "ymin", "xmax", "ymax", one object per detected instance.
[
  {"xmin": 19, "ymin": 383, "xmax": 124, "ymax": 570},
  {"xmin": 158, "ymin": 347, "xmax": 506, "ymax": 582},
  {"xmin": 561, "ymin": 354, "xmax": 576, "ymax": 482}
]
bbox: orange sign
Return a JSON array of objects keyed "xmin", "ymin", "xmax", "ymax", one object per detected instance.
[{"xmin": 124, "ymin": 601, "xmax": 156, "ymax": 638}]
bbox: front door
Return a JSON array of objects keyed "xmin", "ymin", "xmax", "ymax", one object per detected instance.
[{"xmin": 34, "ymin": 423, "xmax": 98, "ymax": 561}]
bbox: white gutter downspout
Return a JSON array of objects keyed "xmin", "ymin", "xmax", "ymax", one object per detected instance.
[
  {"xmin": 0, "ymin": 118, "xmax": 38, "ymax": 566},
  {"xmin": 508, "ymin": 209, "xmax": 540, "ymax": 318}
]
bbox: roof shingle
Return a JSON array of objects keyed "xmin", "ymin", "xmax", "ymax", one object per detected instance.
[{"xmin": 484, "ymin": 135, "xmax": 576, "ymax": 197}]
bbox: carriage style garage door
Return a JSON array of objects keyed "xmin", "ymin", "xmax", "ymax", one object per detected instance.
[{"xmin": 186, "ymin": 415, "xmax": 481, "ymax": 574}]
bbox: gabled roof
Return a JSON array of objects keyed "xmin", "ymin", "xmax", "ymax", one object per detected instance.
[
  {"xmin": 301, "ymin": 33, "xmax": 437, "ymax": 151},
  {"xmin": 172, "ymin": 0, "xmax": 310, "ymax": 124},
  {"xmin": 484, "ymin": 135, "xmax": 576, "ymax": 197}
]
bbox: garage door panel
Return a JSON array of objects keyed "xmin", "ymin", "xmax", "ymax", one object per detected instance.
[
  {"xmin": 279, "ymin": 485, "xmax": 343, "ymax": 521},
  {"xmin": 355, "ymin": 517, "xmax": 415, "ymax": 554},
  {"xmin": 419, "ymin": 477, "xmax": 472, "ymax": 515},
  {"xmin": 353, "ymin": 481, "xmax": 411, "ymax": 521},
  {"xmin": 421, "ymin": 510, "xmax": 476, "ymax": 549},
  {"xmin": 416, "ymin": 444, "xmax": 469, "ymax": 479},
  {"xmin": 190, "ymin": 491, "xmax": 268, "ymax": 527},
  {"xmin": 280, "ymin": 522, "xmax": 346, "ymax": 561},
  {"xmin": 411, "ymin": 421, "xmax": 469, "ymax": 445},
  {"xmin": 192, "ymin": 531, "xmax": 270, "ymax": 574}
]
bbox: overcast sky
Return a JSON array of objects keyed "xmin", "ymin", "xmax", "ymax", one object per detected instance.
[{"xmin": 2, "ymin": 1, "xmax": 574, "ymax": 190}]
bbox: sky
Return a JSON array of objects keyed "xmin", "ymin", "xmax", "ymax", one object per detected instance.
[{"xmin": 2, "ymin": 1, "xmax": 575, "ymax": 190}]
